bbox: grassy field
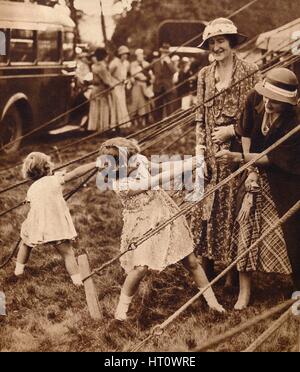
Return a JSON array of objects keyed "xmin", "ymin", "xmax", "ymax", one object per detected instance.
[{"xmin": 0, "ymin": 127, "xmax": 299, "ymax": 352}]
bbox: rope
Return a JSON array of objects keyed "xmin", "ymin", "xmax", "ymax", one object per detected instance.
[
  {"xmin": 129, "ymin": 200, "xmax": 300, "ymax": 352},
  {"xmin": 0, "ymin": 200, "xmax": 26, "ymax": 219},
  {"xmin": 241, "ymin": 18, "xmax": 300, "ymax": 60},
  {"xmin": 0, "ymin": 108, "xmax": 191, "ymax": 195},
  {"xmin": 243, "ymin": 308, "xmax": 291, "ymax": 352},
  {"xmin": 140, "ymin": 113, "xmax": 194, "ymax": 147},
  {"xmin": 0, "ymin": 0, "xmax": 260, "ymax": 153},
  {"xmin": 142, "ymin": 118, "xmax": 194, "ymax": 151},
  {"xmin": 81, "ymin": 125, "xmax": 300, "ymax": 283},
  {"xmin": 193, "ymin": 300, "xmax": 295, "ymax": 352},
  {"xmin": 2, "ymin": 51, "xmax": 298, "ymax": 220},
  {"xmin": 159, "ymin": 126, "xmax": 195, "ymax": 154},
  {"xmin": 227, "ymin": 0, "xmax": 258, "ymax": 18},
  {"xmin": 0, "ymin": 112, "xmax": 191, "ymax": 219},
  {"xmin": 135, "ymin": 125, "xmax": 300, "ymax": 245},
  {"xmin": 1, "ymin": 38, "xmax": 298, "ymax": 222},
  {"xmin": 0, "ymin": 36, "xmax": 296, "ymax": 193},
  {"xmin": 0, "ymin": 81, "xmax": 194, "ymax": 178},
  {"xmin": 0, "ymin": 95, "xmax": 193, "ymax": 193},
  {"xmin": 0, "ymin": 238, "xmax": 21, "ymax": 270}
]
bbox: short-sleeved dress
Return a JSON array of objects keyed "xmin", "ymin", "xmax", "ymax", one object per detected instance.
[
  {"xmin": 191, "ymin": 54, "xmax": 260, "ymax": 263},
  {"xmin": 21, "ymin": 174, "xmax": 77, "ymax": 247},
  {"xmin": 113, "ymin": 156, "xmax": 194, "ymax": 273}
]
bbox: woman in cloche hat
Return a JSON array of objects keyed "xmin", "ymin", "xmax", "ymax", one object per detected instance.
[
  {"xmin": 191, "ymin": 18, "xmax": 261, "ymax": 285},
  {"xmin": 109, "ymin": 45, "xmax": 131, "ymax": 127},
  {"xmin": 216, "ymin": 67, "xmax": 300, "ymax": 309}
]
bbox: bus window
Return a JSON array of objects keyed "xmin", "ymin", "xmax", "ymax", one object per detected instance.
[
  {"xmin": 63, "ymin": 31, "xmax": 75, "ymax": 61},
  {"xmin": 10, "ymin": 29, "xmax": 36, "ymax": 63},
  {"xmin": 38, "ymin": 30, "xmax": 60, "ymax": 62},
  {"xmin": 0, "ymin": 29, "xmax": 7, "ymax": 64}
]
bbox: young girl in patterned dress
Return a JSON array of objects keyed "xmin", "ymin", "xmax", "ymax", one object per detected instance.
[
  {"xmin": 97, "ymin": 138, "xmax": 225, "ymax": 321},
  {"xmin": 15, "ymin": 152, "xmax": 97, "ymax": 285}
]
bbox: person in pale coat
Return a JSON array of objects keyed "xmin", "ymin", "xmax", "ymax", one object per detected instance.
[
  {"xmin": 129, "ymin": 48, "xmax": 154, "ymax": 125},
  {"xmin": 109, "ymin": 46, "xmax": 131, "ymax": 127},
  {"xmin": 88, "ymin": 48, "xmax": 118, "ymax": 132}
]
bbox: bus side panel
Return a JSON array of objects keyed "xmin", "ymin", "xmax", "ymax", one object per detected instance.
[{"xmin": 0, "ymin": 71, "xmax": 73, "ymax": 134}]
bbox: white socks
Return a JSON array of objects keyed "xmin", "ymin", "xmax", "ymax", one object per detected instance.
[
  {"xmin": 200, "ymin": 287, "xmax": 226, "ymax": 313},
  {"xmin": 115, "ymin": 292, "xmax": 134, "ymax": 321},
  {"xmin": 71, "ymin": 274, "xmax": 83, "ymax": 286},
  {"xmin": 14, "ymin": 264, "xmax": 83, "ymax": 287},
  {"xmin": 14, "ymin": 262, "xmax": 25, "ymax": 276}
]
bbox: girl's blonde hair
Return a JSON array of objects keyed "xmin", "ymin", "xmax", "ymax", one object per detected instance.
[{"xmin": 22, "ymin": 152, "xmax": 54, "ymax": 181}]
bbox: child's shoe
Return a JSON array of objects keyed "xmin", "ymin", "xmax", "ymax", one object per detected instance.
[
  {"xmin": 114, "ymin": 292, "xmax": 133, "ymax": 321},
  {"xmin": 71, "ymin": 274, "xmax": 83, "ymax": 286}
]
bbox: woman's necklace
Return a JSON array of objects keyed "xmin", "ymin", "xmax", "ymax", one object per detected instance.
[{"xmin": 262, "ymin": 112, "xmax": 280, "ymax": 136}]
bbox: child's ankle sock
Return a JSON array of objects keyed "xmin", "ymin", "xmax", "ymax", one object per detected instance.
[
  {"xmin": 115, "ymin": 292, "xmax": 134, "ymax": 321},
  {"xmin": 14, "ymin": 262, "xmax": 26, "ymax": 276},
  {"xmin": 71, "ymin": 273, "xmax": 83, "ymax": 286}
]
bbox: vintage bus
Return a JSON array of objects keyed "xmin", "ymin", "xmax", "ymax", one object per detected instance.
[{"xmin": 0, "ymin": 1, "xmax": 76, "ymax": 153}]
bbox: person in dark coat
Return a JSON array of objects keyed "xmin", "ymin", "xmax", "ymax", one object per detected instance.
[
  {"xmin": 152, "ymin": 43, "xmax": 176, "ymax": 121},
  {"xmin": 216, "ymin": 67, "xmax": 300, "ymax": 309}
]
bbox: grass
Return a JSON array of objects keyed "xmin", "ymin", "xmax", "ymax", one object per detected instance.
[{"xmin": 0, "ymin": 127, "xmax": 299, "ymax": 352}]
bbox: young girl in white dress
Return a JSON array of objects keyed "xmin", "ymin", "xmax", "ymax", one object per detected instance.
[
  {"xmin": 97, "ymin": 138, "xmax": 225, "ymax": 321},
  {"xmin": 15, "ymin": 152, "xmax": 97, "ymax": 285}
]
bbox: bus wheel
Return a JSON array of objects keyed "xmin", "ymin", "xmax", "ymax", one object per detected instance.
[{"xmin": 0, "ymin": 105, "xmax": 23, "ymax": 153}]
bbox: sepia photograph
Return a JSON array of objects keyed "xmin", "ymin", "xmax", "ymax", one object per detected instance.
[{"xmin": 0, "ymin": 0, "xmax": 300, "ymax": 356}]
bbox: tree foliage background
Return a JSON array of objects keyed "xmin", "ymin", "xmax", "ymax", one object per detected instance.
[{"xmin": 111, "ymin": 0, "xmax": 300, "ymax": 52}]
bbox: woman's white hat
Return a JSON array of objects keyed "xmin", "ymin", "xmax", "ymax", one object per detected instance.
[
  {"xmin": 255, "ymin": 67, "xmax": 299, "ymax": 106},
  {"xmin": 171, "ymin": 55, "xmax": 180, "ymax": 62},
  {"xmin": 198, "ymin": 18, "xmax": 247, "ymax": 50},
  {"xmin": 118, "ymin": 45, "xmax": 130, "ymax": 56}
]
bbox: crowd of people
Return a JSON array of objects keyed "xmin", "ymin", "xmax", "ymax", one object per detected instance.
[
  {"xmin": 12, "ymin": 18, "xmax": 300, "ymax": 323},
  {"xmin": 75, "ymin": 43, "xmax": 201, "ymax": 131}
]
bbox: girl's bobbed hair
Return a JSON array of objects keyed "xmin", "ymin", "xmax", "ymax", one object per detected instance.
[{"xmin": 22, "ymin": 152, "xmax": 54, "ymax": 181}]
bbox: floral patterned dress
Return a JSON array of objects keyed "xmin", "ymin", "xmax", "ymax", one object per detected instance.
[
  {"xmin": 191, "ymin": 54, "xmax": 260, "ymax": 263},
  {"xmin": 113, "ymin": 156, "xmax": 194, "ymax": 273}
]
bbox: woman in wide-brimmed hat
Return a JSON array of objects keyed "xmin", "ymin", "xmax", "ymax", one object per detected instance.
[
  {"xmin": 191, "ymin": 18, "xmax": 261, "ymax": 284},
  {"xmin": 216, "ymin": 67, "xmax": 300, "ymax": 309},
  {"xmin": 109, "ymin": 45, "xmax": 131, "ymax": 127}
]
